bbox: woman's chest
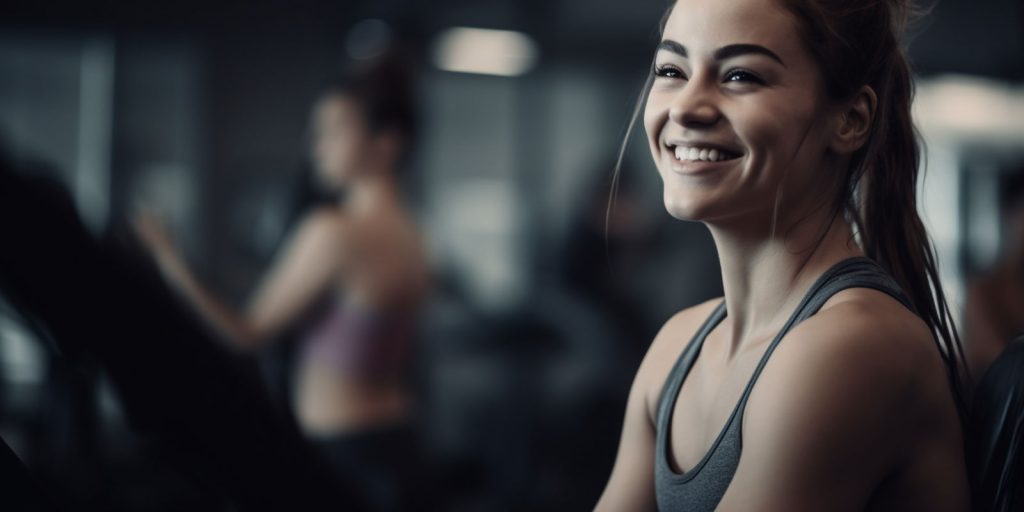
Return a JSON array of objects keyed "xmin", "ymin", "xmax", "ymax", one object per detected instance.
[{"xmin": 667, "ymin": 334, "xmax": 772, "ymax": 473}]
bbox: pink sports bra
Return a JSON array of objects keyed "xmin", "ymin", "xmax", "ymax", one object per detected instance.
[{"xmin": 299, "ymin": 300, "xmax": 414, "ymax": 378}]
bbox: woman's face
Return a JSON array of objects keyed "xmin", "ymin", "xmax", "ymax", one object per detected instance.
[
  {"xmin": 644, "ymin": 0, "xmax": 837, "ymax": 225},
  {"xmin": 311, "ymin": 94, "xmax": 371, "ymax": 188}
]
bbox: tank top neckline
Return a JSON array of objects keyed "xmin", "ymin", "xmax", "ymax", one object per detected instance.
[{"xmin": 656, "ymin": 256, "xmax": 888, "ymax": 483}]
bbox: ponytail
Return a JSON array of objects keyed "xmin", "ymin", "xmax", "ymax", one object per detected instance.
[
  {"xmin": 795, "ymin": 0, "xmax": 971, "ymax": 411},
  {"xmin": 859, "ymin": 49, "xmax": 970, "ymax": 405}
]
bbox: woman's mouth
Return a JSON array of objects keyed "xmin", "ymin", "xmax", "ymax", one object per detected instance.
[{"xmin": 671, "ymin": 144, "xmax": 742, "ymax": 163}]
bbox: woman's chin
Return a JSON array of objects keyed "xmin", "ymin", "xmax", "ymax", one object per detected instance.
[
  {"xmin": 663, "ymin": 193, "xmax": 709, "ymax": 221},
  {"xmin": 315, "ymin": 171, "xmax": 348, "ymax": 191}
]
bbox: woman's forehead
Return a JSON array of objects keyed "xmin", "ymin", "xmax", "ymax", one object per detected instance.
[{"xmin": 662, "ymin": 0, "xmax": 802, "ymax": 58}]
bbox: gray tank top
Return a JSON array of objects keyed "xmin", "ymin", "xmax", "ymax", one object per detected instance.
[{"xmin": 654, "ymin": 257, "xmax": 915, "ymax": 511}]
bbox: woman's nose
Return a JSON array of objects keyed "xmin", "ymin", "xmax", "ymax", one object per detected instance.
[{"xmin": 667, "ymin": 80, "xmax": 722, "ymax": 128}]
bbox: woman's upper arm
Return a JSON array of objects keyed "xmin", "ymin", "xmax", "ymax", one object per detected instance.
[
  {"xmin": 596, "ymin": 304, "xmax": 714, "ymax": 512},
  {"xmin": 243, "ymin": 209, "xmax": 348, "ymax": 342},
  {"xmin": 595, "ymin": 364, "xmax": 658, "ymax": 512}
]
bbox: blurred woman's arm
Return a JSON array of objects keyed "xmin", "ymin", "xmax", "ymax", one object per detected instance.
[{"xmin": 135, "ymin": 207, "xmax": 348, "ymax": 349}]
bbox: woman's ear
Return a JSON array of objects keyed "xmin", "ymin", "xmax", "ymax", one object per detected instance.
[{"xmin": 830, "ymin": 85, "xmax": 877, "ymax": 155}]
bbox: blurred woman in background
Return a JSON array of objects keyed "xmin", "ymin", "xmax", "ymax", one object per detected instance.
[
  {"xmin": 135, "ymin": 55, "xmax": 430, "ymax": 511},
  {"xmin": 597, "ymin": 0, "xmax": 970, "ymax": 510}
]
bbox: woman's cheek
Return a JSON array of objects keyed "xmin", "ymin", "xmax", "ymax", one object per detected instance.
[{"xmin": 643, "ymin": 95, "xmax": 670, "ymax": 155}]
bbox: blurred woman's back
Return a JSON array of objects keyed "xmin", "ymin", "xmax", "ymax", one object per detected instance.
[{"xmin": 135, "ymin": 52, "xmax": 429, "ymax": 511}]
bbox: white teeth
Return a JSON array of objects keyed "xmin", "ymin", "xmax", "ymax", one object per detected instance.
[{"xmin": 672, "ymin": 145, "xmax": 734, "ymax": 162}]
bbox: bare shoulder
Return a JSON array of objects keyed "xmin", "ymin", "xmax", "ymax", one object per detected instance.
[
  {"xmin": 648, "ymin": 297, "xmax": 722, "ymax": 354},
  {"xmin": 302, "ymin": 205, "xmax": 347, "ymax": 232},
  {"xmin": 638, "ymin": 297, "xmax": 724, "ymax": 420},
  {"xmin": 725, "ymin": 288, "xmax": 968, "ymax": 509},
  {"xmin": 746, "ymin": 288, "xmax": 954, "ymax": 463},
  {"xmin": 296, "ymin": 206, "xmax": 351, "ymax": 247},
  {"xmin": 783, "ymin": 288, "xmax": 940, "ymax": 388}
]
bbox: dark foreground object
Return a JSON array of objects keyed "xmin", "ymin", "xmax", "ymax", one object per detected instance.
[
  {"xmin": 970, "ymin": 334, "xmax": 1024, "ymax": 512},
  {"xmin": 0, "ymin": 156, "xmax": 372, "ymax": 511}
]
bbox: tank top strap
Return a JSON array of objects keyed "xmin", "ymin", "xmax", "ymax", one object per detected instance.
[
  {"xmin": 656, "ymin": 301, "xmax": 728, "ymax": 430},
  {"xmin": 654, "ymin": 257, "xmax": 915, "ymax": 511},
  {"xmin": 736, "ymin": 256, "xmax": 915, "ymax": 410},
  {"xmin": 792, "ymin": 257, "xmax": 916, "ymax": 323}
]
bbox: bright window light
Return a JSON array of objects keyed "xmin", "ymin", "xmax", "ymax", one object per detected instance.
[
  {"xmin": 915, "ymin": 75, "xmax": 1024, "ymax": 145},
  {"xmin": 433, "ymin": 27, "xmax": 539, "ymax": 77}
]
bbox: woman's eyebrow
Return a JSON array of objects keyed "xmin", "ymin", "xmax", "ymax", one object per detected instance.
[
  {"xmin": 657, "ymin": 39, "xmax": 687, "ymax": 57},
  {"xmin": 714, "ymin": 44, "xmax": 786, "ymax": 67},
  {"xmin": 657, "ymin": 39, "xmax": 787, "ymax": 68}
]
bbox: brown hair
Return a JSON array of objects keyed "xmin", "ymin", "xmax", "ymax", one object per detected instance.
[
  {"xmin": 784, "ymin": 0, "xmax": 969, "ymax": 409},
  {"xmin": 323, "ymin": 50, "xmax": 419, "ymax": 165},
  {"xmin": 614, "ymin": 0, "xmax": 969, "ymax": 410}
]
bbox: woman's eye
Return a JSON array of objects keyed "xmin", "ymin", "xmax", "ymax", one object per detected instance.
[
  {"xmin": 654, "ymin": 65, "xmax": 686, "ymax": 79},
  {"xmin": 723, "ymin": 69, "xmax": 765, "ymax": 85}
]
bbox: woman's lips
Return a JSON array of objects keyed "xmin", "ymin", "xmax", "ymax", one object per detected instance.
[
  {"xmin": 666, "ymin": 143, "xmax": 743, "ymax": 174},
  {"xmin": 673, "ymin": 145, "xmax": 741, "ymax": 162}
]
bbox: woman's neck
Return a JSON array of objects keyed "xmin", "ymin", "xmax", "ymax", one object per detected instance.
[
  {"xmin": 347, "ymin": 172, "xmax": 399, "ymax": 213},
  {"xmin": 708, "ymin": 207, "xmax": 862, "ymax": 358}
]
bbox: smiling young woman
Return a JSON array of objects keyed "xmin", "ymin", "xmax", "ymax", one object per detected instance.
[{"xmin": 595, "ymin": 0, "xmax": 970, "ymax": 510}]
